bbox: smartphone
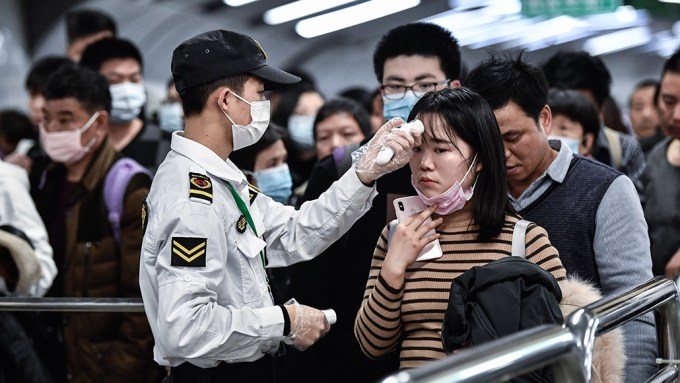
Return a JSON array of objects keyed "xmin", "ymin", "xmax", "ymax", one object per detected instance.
[{"xmin": 393, "ymin": 196, "xmax": 443, "ymax": 261}]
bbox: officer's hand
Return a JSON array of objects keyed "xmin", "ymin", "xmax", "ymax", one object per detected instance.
[
  {"xmin": 283, "ymin": 300, "xmax": 330, "ymax": 351},
  {"xmin": 352, "ymin": 117, "xmax": 421, "ymax": 184}
]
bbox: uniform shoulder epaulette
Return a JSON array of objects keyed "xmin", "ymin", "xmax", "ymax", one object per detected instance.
[
  {"xmin": 247, "ymin": 183, "xmax": 260, "ymax": 204},
  {"xmin": 189, "ymin": 172, "xmax": 213, "ymax": 204}
]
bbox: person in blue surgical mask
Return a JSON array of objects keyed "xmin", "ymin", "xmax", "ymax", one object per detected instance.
[
  {"xmin": 155, "ymin": 77, "xmax": 184, "ymax": 165},
  {"xmin": 271, "ymin": 72, "xmax": 325, "ymax": 192},
  {"xmin": 80, "ymin": 37, "xmax": 158, "ymax": 170},
  {"xmin": 230, "ymin": 124, "xmax": 293, "ymax": 205},
  {"xmin": 547, "ymin": 88, "xmax": 599, "ymax": 157}
]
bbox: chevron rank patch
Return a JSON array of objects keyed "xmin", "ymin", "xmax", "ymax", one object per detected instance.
[
  {"xmin": 189, "ymin": 173, "xmax": 212, "ymax": 203},
  {"xmin": 171, "ymin": 237, "xmax": 207, "ymax": 267}
]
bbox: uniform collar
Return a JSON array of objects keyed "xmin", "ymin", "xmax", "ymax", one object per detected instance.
[{"xmin": 170, "ymin": 131, "xmax": 248, "ymax": 187}]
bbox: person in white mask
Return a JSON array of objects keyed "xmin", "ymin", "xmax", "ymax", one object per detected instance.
[
  {"xmin": 34, "ymin": 63, "xmax": 156, "ymax": 382},
  {"xmin": 546, "ymin": 88, "xmax": 600, "ymax": 158},
  {"xmin": 80, "ymin": 37, "xmax": 158, "ymax": 169},
  {"xmin": 140, "ymin": 29, "xmax": 420, "ymax": 383}
]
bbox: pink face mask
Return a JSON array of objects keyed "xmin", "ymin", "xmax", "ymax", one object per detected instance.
[
  {"xmin": 40, "ymin": 111, "xmax": 100, "ymax": 164},
  {"xmin": 411, "ymin": 154, "xmax": 478, "ymax": 215}
]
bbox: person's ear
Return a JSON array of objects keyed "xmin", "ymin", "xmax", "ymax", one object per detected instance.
[
  {"xmin": 215, "ymin": 87, "xmax": 231, "ymax": 113},
  {"xmin": 450, "ymin": 79, "xmax": 462, "ymax": 89},
  {"xmin": 539, "ymin": 105, "xmax": 552, "ymax": 135},
  {"xmin": 94, "ymin": 111, "xmax": 109, "ymax": 135},
  {"xmin": 475, "ymin": 159, "xmax": 483, "ymax": 173},
  {"xmin": 582, "ymin": 132, "xmax": 596, "ymax": 157}
]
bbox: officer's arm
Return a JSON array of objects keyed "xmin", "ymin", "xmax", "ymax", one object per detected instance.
[{"xmin": 153, "ymin": 201, "xmax": 284, "ymax": 361}]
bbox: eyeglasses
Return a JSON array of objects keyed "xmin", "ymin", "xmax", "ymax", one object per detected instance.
[{"xmin": 380, "ymin": 79, "xmax": 451, "ymax": 100}]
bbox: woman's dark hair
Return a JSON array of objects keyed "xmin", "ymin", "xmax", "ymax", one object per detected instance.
[
  {"xmin": 230, "ymin": 123, "xmax": 284, "ymax": 172},
  {"xmin": 408, "ymin": 87, "xmax": 512, "ymax": 240},
  {"xmin": 313, "ymin": 97, "xmax": 371, "ymax": 139},
  {"xmin": 548, "ymin": 88, "xmax": 600, "ymax": 137}
]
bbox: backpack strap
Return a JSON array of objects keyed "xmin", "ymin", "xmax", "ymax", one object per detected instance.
[
  {"xmin": 103, "ymin": 158, "xmax": 152, "ymax": 243},
  {"xmin": 511, "ymin": 219, "xmax": 532, "ymax": 258},
  {"xmin": 603, "ymin": 127, "xmax": 622, "ymax": 170}
]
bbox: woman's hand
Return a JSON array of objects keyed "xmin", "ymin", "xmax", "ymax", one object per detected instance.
[{"xmin": 381, "ymin": 205, "xmax": 442, "ymax": 289}]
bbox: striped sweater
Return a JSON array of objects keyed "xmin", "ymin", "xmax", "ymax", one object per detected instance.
[{"xmin": 354, "ymin": 214, "xmax": 567, "ymax": 369}]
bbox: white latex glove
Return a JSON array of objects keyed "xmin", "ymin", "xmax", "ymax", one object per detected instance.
[
  {"xmin": 282, "ymin": 299, "xmax": 330, "ymax": 351},
  {"xmin": 352, "ymin": 117, "xmax": 422, "ymax": 183}
]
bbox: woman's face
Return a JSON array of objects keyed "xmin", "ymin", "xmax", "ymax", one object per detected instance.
[
  {"xmin": 314, "ymin": 112, "xmax": 365, "ymax": 159},
  {"xmin": 253, "ymin": 139, "xmax": 287, "ymax": 171},
  {"xmin": 409, "ymin": 114, "xmax": 479, "ymax": 198}
]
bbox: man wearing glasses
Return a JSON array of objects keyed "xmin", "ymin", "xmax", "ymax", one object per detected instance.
[{"xmin": 283, "ymin": 22, "xmax": 462, "ymax": 383}]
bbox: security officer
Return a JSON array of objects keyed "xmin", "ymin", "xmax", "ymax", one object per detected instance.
[{"xmin": 139, "ymin": 30, "xmax": 420, "ymax": 383}]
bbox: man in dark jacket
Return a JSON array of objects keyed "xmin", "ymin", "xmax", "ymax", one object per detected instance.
[{"xmin": 34, "ymin": 63, "xmax": 156, "ymax": 383}]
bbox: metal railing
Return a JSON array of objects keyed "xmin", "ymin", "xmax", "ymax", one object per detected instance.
[
  {"xmin": 380, "ymin": 276, "xmax": 680, "ymax": 383},
  {"xmin": 0, "ymin": 297, "xmax": 144, "ymax": 312}
]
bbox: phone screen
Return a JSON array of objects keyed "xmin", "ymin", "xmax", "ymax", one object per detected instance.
[{"xmin": 393, "ymin": 196, "xmax": 443, "ymax": 261}]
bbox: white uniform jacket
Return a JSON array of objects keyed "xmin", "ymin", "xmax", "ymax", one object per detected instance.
[
  {"xmin": 0, "ymin": 160, "xmax": 56, "ymax": 297},
  {"xmin": 140, "ymin": 132, "xmax": 377, "ymax": 368}
]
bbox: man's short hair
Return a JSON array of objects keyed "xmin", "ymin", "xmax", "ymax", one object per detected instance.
[
  {"xmin": 179, "ymin": 74, "xmax": 248, "ymax": 117},
  {"xmin": 25, "ymin": 56, "xmax": 73, "ymax": 95},
  {"xmin": 66, "ymin": 9, "xmax": 117, "ymax": 44},
  {"xmin": 541, "ymin": 51, "xmax": 611, "ymax": 109},
  {"xmin": 662, "ymin": 49, "xmax": 680, "ymax": 78},
  {"xmin": 465, "ymin": 53, "xmax": 548, "ymax": 122},
  {"xmin": 79, "ymin": 37, "xmax": 143, "ymax": 72},
  {"xmin": 629, "ymin": 79, "xmax": 659, "ymax": 107},
  {"xmin": 548, "ymin": 88, "xmax": 601, "ymax": 137},
  {"xmin": 373, "ymin": 22, "xmax": 461, "ymax": 83},
  {"xmin": 43, "ymin": 64, "xmax": 112, "ymax": 114}
]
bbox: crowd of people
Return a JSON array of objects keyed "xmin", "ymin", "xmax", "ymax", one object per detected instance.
[{"xmin": 0, "ymin": 6, "xmax": 678, "ymax": 383}]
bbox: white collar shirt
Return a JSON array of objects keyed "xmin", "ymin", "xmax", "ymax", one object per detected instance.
[{"xmin": 140, "ymin": 131, "xmax": 377, "ymax": 367}]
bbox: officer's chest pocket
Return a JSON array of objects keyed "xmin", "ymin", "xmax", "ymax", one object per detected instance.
[{"xmin": 236, "ymin": 232, "xmax": 267, "ymax": 303}]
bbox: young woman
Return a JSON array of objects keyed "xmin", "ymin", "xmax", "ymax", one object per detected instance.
[{"xmin": 354, "ymin": 88, "xmax": 567, "ymax": 368}]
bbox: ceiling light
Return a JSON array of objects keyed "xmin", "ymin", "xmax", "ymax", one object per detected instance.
[
  {"xmin": 295, "ymin": 0, "xmax": 420, "ymax": 38},
  {"xmin": 584, "ymin": 26, "xmax": 652, "ymax": 56},
  {"xmin": 264, "ymin": 0, "xmax": 357, "ymax": 25},
  {"xmin": 223, "ymin": 0, "xmax": 259, "ymax": 6}
]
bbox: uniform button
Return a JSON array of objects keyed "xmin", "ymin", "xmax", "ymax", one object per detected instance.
[
  {"xmin": 67, "ymin": 373, "xmax": 73, "ymax": 380},
  {"xmin": 184, "ymin": 275, "xmax": 191, "ymax": 282}
]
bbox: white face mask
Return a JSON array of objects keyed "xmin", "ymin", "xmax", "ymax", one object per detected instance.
[
  {"xmin": 218, "ymin": 91, "xmax": 271, "ymax": 150},
  {"xmin": 40, "ymin": 111, "xmax": 100, "ymax": 164},
  {"xmin": 109, "ymin": 82, "xmax": 147, "ymax": 124}
]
